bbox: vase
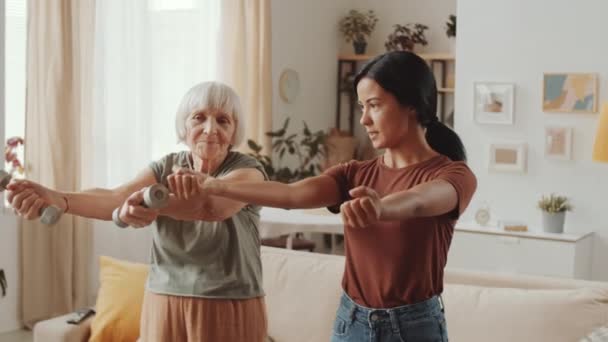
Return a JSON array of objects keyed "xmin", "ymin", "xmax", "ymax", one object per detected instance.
[
  {"xmin": 542, "ymin": 211, "xmax": 565, "ymax": 233},
  {"xmin": 353, "ymin": 41, "xmax": 367, "ymax": 55}
]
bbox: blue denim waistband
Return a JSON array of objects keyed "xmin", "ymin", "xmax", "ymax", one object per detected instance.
[{"xmin": 337, "ymin": 292, "xmax": 444, "ymax": 326}]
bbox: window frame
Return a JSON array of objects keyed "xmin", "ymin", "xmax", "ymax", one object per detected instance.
[
  {"xmin": 1, "ymin": 0, "xmax": 6, "ymax": 168},
  {"xmin": 1, "ymin": 1, "xmax": 7, "ymax": 209}
]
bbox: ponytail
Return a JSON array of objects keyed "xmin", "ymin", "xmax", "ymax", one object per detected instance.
[{"xmin": 425, "ymin": 121, "xmax": 467, "ymax": 162}]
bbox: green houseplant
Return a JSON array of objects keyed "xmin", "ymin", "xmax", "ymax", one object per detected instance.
[
  {"xmin": 247, "ymin": 119, "xmax": 328, "ymax": 250},
  {"xmin": 247, "ymin": 118, "xmax": 327, "ymax": 184},
  {"xmin": 445, "ymin": 14, "xmax": 456, "ymax": 38},
  {"xmin": 445, "ymin": 14, "xmax": 456, "ymax": 53},
  {"xmin": 537, "ymin": 194, "xmax": 572, "ymax": 233},
  {"xmin": 0, "ymin": 269, "xmax": 5, "ymax": 297},
  {"xmin": 339, "ymin": 10, "xmax": 379, "ymax": 55},
  {"xmin": 385, "ymin": 23, "xmax": 429, "ymax": 52}
]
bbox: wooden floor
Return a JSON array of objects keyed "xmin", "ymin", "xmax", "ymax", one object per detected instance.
[{"xmin": 0, "ymin": 330, "xmax": 32, "ymax": 342}]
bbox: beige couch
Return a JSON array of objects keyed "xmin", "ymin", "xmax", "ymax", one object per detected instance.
[{"xmin": 35, "ymin": 246, "xmax": 608, "ymax": 342}]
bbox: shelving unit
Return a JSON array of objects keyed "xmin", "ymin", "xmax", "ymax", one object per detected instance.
[{"xmin": 336, "ymin": 53, "xmax": 455, "ymax": 134}]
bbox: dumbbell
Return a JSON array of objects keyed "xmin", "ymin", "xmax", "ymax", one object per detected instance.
[
  {"xmin": 112, "ymin": 183, "xmax": 170, "ymax": 228},
  {"xmin": 0, "ymin": 170, "xmax": 63, "ymax": 225}
]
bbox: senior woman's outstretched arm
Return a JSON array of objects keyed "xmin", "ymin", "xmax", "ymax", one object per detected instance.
[
  {"xmin": 163, "ymin": 167, "xmax": 266, "ymax": 222},
  {"xmin": 7, "ymin": 168, "xmax": 158, "ymax": 221}
]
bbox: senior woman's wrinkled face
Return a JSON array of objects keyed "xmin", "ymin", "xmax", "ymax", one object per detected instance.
[{"xmin": 186, "ymin": 108, "xmax": 236, "ymax": 162}]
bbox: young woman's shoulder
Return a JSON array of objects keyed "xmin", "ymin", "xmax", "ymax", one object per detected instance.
[
  {"xmin": 431, "ymin": 155, "xmax": 477, "ymax": 192},
  {"xmin": 329, "ymin": 157, "xmax": 379, "ymax": 174},
  {"xmin": 350, "ymin": 156, "xmax": 381, "ymax": 169},
  {"xmin": 431, "ymin": 155, "xmax": 475, "ymax": 175}
]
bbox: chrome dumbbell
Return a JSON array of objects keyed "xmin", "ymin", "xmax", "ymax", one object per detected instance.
[
  {"xmin": 0, "ymin": 170, "xmax": 63, "ymax": 225},
  {"xmin": 112, "ymin": 183, "xmax": 170, "ymax": 228}
]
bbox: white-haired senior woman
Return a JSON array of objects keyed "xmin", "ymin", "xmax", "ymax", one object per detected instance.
[{"xmin": 7, "ymin": 81, "xmax": 269, "ymax": 341}]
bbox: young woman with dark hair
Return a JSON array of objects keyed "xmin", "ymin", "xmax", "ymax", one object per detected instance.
[{"xmin": 169, "ymin": 51, "xmax": 477, "ymax": 342}]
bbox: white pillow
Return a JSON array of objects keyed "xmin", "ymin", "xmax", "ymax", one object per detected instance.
[{"xmin": 443, "ymin": 284, "xmax": 608, "ymax": 342}]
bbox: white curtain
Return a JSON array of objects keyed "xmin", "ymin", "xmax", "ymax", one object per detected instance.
[
  {"xmin": 217, "ymin": 0, "xmax": 272, "ymax": 155},
  {"xmin": 90, "ymin": 0, "xmax": 272, "ymax": 296},
  {"xmin": 93, "ymin": 0, "xmax": 220, "ymax": 186},
  {"xmin": 90, "ymin": 0, "xmax": 222, "ymax": 292},
  {"xmin": 23, "ymin": 0, "xmax": 95, "ymax": 327}
]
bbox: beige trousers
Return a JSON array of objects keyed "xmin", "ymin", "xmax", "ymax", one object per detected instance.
[{"xmin": 139, "ymin": 291, "xmax": 268, "ymax": 342}]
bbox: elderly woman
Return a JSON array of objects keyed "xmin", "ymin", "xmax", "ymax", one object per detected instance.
[{"xmin": 7, "ymin": 81, "xmax": 269, "ymax": 342}]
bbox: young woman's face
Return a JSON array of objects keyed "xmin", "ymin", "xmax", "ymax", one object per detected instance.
[
  {"xmin": 185, "ymin": 108, "xmax": 236, "ymax": 161},
  {"xmin": 356, "ymin": 77, "xmax": 414, "ymax": 149}
]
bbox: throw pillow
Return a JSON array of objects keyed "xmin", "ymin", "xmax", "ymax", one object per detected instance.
[{"xmin": 89, "ymin": 256, "xmax": 149, "ymax": 342}]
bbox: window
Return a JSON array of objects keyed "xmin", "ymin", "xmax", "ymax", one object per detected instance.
[
  {"xmin": 148, "ymin": 0, "xmax": 197, "ymax": 11},
  {"xmin": 94, "ymin": 1, "xmax": 219, "ymax": 185},
  {"xmin": 1, "ymin": 0, "xmax": 26, "ymax": 207},
  {"xmin": 3, "ymin": 0, "xmax": 26, "ymax": 177}
]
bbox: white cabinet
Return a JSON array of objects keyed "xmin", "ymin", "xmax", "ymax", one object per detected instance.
[{"xmin": 447, "ymin": 224, "xmax": 594, "ymax": 279}]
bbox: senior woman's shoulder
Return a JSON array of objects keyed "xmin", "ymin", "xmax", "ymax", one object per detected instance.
[
  {"xmin": 223, "ymin": 151, "xmax": 263, "ymax": 169},
  {"xmin": 150, "ymin": 151, "xmax": 190, "ymax": 171},
  {"xmin": 220, "ymin": 151, "xmax": 267, "ymax": 178}
]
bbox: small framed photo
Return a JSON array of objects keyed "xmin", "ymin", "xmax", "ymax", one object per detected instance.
[
  {"xmin": 489, "ymin": 142, "xmax": 527, "ymax": 173},
  {"xmin": 543, "ymin": 73, "xmax": 598, "ymax": 113},
  {"xmin": 474, "ymin": 82, "xmax": 515, "ymax": 125},
  {"xmin": 545, "ymin": 126, "xmax": 573, "ymax": 160}
]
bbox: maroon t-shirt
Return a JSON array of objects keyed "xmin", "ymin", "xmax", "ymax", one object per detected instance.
[{"xmin": 324, "ymin": 155, "xmax": 477, "ymax": 308}]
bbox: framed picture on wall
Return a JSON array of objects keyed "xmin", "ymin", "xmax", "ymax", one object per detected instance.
[
  {"xmin": 473, "ymin": 82, "xmax": 515, "ymax": 124},
  {"xmin": 488, "ymin": 142, "xmax": 527, "ymax": 173},
  {"xmin": 542, "ymin": 73, "xmax": 598, "ymax": 113},
  {"xmin": 544, "ymin": 126, "xmax": 573, "ymax": 160}
]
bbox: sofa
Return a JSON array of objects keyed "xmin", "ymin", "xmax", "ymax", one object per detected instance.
[{"xmin": 34, "ymin": 246, "xmax": 608, "ymax": 342}]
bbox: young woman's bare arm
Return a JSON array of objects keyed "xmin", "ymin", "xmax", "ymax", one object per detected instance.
[
  {"xmin": 207, "ymin": 174, "xmax": 342, "ymax": 210},
  {"xmin": 341, "ymin": 179, "xmax": 460, "ymax": 228},
  {"xmin": 378, "ymin": 179, "xmax": 459, "ymax": 220}
]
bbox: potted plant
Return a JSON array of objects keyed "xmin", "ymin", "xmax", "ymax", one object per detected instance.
[
  {"xmin": 247, "ymin": 118, "xmax": 327, "ymax": 184},
  {"xmin": 445, "ymin": 14, "xmax": 456, "ymax": 53},
  {"xmin": 338, "ymin": 10, "xmax": 378, "ymax": 55},
  {"xmin": 537, "ymin": 194, "xmax": 572, "ymax": 233},
  {"xmin": 0, "ymin": 269, "xmax": 5, "ymax": 297},
  {"xmin": 445, "ymin": 14, "xmax": 456, "ymax": 38},
  {"xmin": 248, "ymin": 119, "xmax": 327, "ymax": 250},
  {"xmin": 384, "ymin": 23, "xmax": 429, "ymax": 52}
]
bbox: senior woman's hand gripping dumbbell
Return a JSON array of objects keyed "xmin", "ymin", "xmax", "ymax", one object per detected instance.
[
  {"xmin": 0, "ymin": 170, "xmax": 63, "ymax": 225},
  {"xmin": 112, "ymin": 183, "xmax": 170, "ymax": 228}
]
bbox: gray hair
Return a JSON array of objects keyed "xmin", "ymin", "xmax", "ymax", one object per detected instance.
[{"xmin": 175, "ymin": 81, "xmax": 245, "ymax": 148}]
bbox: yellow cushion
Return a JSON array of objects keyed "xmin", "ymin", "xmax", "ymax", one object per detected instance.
[{"xmin": 89, "ymin": 256, "xmax": 149, "ymax": 342}]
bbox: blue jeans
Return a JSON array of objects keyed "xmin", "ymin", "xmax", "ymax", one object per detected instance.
[{"xmin": 331, "ymin": 293, "xmax": 448, "ymax": 342}]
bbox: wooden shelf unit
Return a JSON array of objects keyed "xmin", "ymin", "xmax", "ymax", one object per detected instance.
[{"xmin": 335, "ymin": 53, "xmax": 455, "ymax": 134}]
